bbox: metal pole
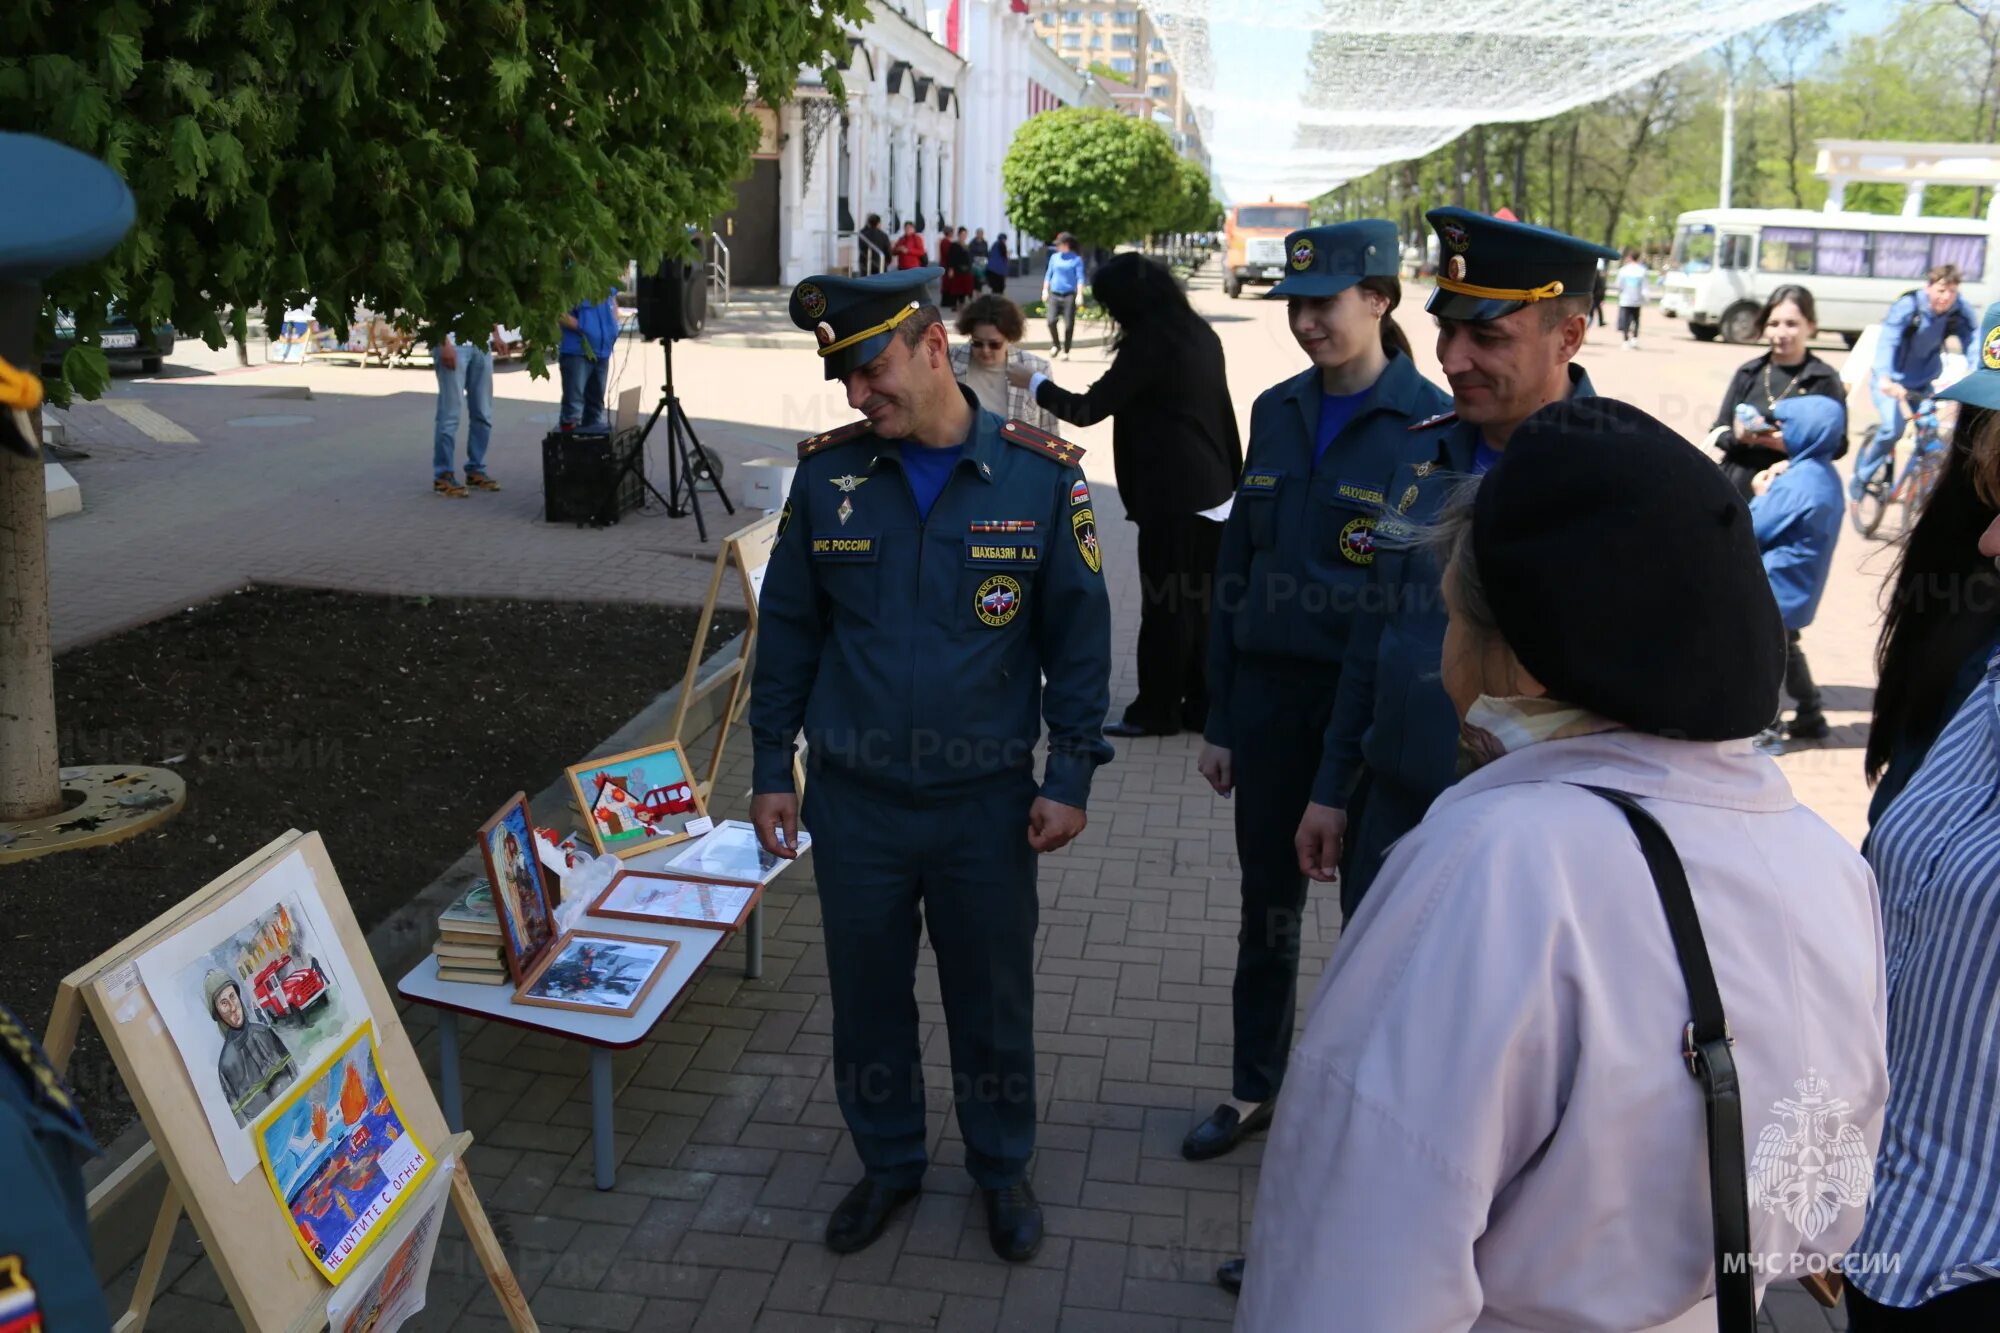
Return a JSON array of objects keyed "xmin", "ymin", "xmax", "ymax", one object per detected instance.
[{"xmin": 1719, "ymin": 55, "xmax": 1736, "ymax": 210}]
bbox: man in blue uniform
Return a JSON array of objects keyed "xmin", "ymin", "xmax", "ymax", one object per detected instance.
[
  {"xmin": 749, "ymin": 268, "xmax": 1112, "ymax": 1261},
  {"xmin": 1293, "ymin": 208, "xmax": 1617, "ymax": 919}
]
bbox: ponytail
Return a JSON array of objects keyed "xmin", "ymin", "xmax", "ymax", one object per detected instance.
[{"xmin": 1356, "ymin": 276, "xmax": 1411, "ymax": 361}]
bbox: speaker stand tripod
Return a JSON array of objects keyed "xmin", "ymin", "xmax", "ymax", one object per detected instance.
[{"xmin": 625, "ymin": 337, "xmax": 734, "ymax": 541}]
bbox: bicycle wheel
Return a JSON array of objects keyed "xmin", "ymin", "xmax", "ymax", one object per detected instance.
[
  {"xmin": 1901, "ymin": 450, "xmax": 1945, "ymax": 534},
  {"xmin": 1851, "ymin": 468, "xmax": 1891, "ymax": 539}
]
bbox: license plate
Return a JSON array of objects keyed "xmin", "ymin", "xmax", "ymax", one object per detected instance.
[
  {"xmin": 101, "ymin": 332, "xmax": 137, "ymax": 349},
  {"xmin": 1262, "ymin": 267, "xmax": 1283, "ymax": 278}
]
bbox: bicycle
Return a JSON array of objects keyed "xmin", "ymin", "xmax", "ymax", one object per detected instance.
[{"xmin": 1851, "ymin": 396, "xmax": 1949, "ymax": 539}]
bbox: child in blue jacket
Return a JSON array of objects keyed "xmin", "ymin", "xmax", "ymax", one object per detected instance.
[{"xmin": 1750, "ymin": 394, "xmax": 1847, "ymax": 753}]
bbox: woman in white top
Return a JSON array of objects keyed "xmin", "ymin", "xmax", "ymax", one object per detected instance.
[
  {"xmin": 946, "ymin": 294, "xmax": 1056, "ymax": 431},
  {"xmin": 1238, "ymin": 397, "xmax": 1888, "ymax": 1332}
]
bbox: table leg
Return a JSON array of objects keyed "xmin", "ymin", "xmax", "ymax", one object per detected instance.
[
  {"xmin": 438, "ymin": 1010, "xmax": 464, "ymax": 1133},
  {"xmin": 591, "ymin": 1049, "xmax": 616, "ymax": 1191},
  {"xmin": 744, "ymin": 902, "xmax": 763, "ymax": 980}
]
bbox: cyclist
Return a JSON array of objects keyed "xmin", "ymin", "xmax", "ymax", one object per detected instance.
[{"xmin": 1851, "ymin": 264, "xmax": 1978, "ymax": 505}]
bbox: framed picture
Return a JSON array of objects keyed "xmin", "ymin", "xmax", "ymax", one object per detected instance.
[
  {"xmin": 512, "ymin": 932, "xmax": 677, "ymax": 1017},
  {"xmin": 665, "ymin": 818, "xmax": 810, "ymax": 885},
  {"xmin": 564, "ymin": 741, "xmax": 710, "ymax": 859},
  {"xmin": 590, "ymin": 870, "xmax": 763, "ymax": 932},
  {"xmin": 477, "ymin": 793, "xmax": 559, "ymax": 984}
]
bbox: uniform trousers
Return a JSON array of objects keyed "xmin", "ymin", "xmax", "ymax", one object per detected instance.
[
  {"xmin": 804, "ymin": 770, "xmax": 1040, "ymax": 1190},
  {"xmin": 1228, "ymin": 658, "xmax": 1340, "ymax": 1102},
  {"xmin": 1125, "ymin": 513, "xmax": 1224, "ymax": 733},
  {"xmin": 1337, "ymin": 769, "xmax": 1435, "ymax": 920}
]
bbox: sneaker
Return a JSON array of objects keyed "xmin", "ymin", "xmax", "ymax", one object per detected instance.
[
  {"xmin": 1786, "ymin": 714, "xmax": 1830, "ymax": 741},
  {"xmin": 1751, "ymin": 727, "xmax": 1785, "ymax": 757},
  {"xmin": 464, "ymin": 470, "xmax": 501, "ymax": 492},
  {"xmin": 434, "ymin": 474, "xmax": 469, "ymax": 498}
]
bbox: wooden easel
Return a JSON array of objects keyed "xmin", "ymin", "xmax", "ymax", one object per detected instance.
[
  {"xmin": 668, "ymin": 512, "xmax": 783, "ymax": 800},
  {"xmin": 43, "ymin": 830, "xmax": 535, "ymax": 1333}
]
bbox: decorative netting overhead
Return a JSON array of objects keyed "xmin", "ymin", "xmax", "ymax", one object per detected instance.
[{"xmin": 1147, "ymin": 0, "xmax": 1830, "ymax": 202}]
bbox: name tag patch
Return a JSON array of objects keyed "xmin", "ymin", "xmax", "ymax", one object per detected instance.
[
  {"xmin": 966, "ymin": 542, "xmax": 1041, "ymax": 565},
  {"xmin": 1335, "ymin": 479, "xmax": 1385, "ymax": 506},
  {"xmin": 1240, "ymin": 471, "xmax": 1282, "ymax": 492},
  {"xmin": 811, "ymin": 536, "xmax": 878, "ymax": 561}
]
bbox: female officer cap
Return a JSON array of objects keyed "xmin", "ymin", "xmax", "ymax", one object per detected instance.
[
  {"xmin": 1470, "ymin": 397, "xmax": 1786, "ymax": 741},
  {"xmin": 1266, "ymin": 221, "xmax": 1399, "ymax": 300}
]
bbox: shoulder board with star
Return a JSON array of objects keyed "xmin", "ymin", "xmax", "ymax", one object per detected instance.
[
  {"xmin": 1408, "ymin": 410, "xmax": 1457, "ymax": 432},
  {"xmin": 797, "ymin": 419, "xmax": 875, "ymax": 460},
  {"xmin": 1000, "ymin": 418, "xmax": 1086, "ymax": 465}
]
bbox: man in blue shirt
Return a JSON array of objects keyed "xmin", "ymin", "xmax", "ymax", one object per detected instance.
[
  {"xmin": 1042, "ymin": 233, "xmax": 1086, "ymax": 358},
  {"xmin": 558, "ymin": 285, "xmax": 622, "ymax": 433},
  {"xmin": 1852, "ymin": 264, "xmax": 1978, "ymax": 501},
  {"xmin": 752, "ymin": 268, "xmax": 1111, "ymax": 1264}
]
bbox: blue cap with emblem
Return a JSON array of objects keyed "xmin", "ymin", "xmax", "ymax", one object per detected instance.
[
  {"xmin": 1425, "ymin": 206, "xmax": 1618, "ymax": 324},
  {"xmin": 1937, "ymin": 301, "xmax": 2000, "ymax": 413},
  {"xmin": 1266, "ymin": 220, "xmax": 1400, "ymax": 300},
  {"xmin": 790, "ymin": 268, "xmax": 944, "ymax": 380}
]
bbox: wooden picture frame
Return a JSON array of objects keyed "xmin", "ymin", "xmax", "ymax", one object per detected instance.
[
  {"xmin": 589, "ymin": 869, "xmax": 764, "ymax": 932},
  {"xmin": 512, "ymin": 931, "xmax": 677, "ymax": 1017},
  {"xmin": 477, "ymin": 793, "xmax": 560, "ymax": 985},
  {"xmin": 564, "ymin": 740, "xmax": 710, "ymax": 859}
]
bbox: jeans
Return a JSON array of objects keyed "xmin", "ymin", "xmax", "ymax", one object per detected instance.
[
  {"xmin": 1851, "ymin": 383, "xmax": 1913, "ymax": 500},
  {"xmin": 433, "ymin": 344, "xmax": 493, "ymax": 477},
  {"xmin": 558, "ymin": 351, "xmax": 608, "ymax": 431},
  {"xmin": 1046, "ymin": 291, "xmax": 1077, "ymax": 352}
]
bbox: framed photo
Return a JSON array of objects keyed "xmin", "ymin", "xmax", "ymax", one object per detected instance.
[
  {"xmin": 564, "ymin": 741, "xmax": 710, "ymax": 859},
  {"xmin": 512, "ymin": 932, "xmax": 677, "ymax": 1017},
  {"xmin": 590, "ymin": 870, "xmax": 762, "ymax": 932},
  {"xmin": 665, "ymin": 818, "xmax": 810, "ymax": 885},
  {"xmin": 477, "ymin": 793, "xmax": 559, "ymax": 984}
]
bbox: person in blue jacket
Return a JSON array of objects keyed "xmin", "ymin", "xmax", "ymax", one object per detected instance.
[
  {"xmin": 1748, "ymin": 394, "xmax": 1847, "ymax": 754},
  {"xmin": 1293, "ymin": 207, "xmax": 1616, "ymax": 919},
  {"xmin": 1184, "ymin": 221, "xmax": 1449, "ymax": 1167},
  {"xmin": 1852, "ymin": 265, "xmax": 1978, "ymax": 502},
  {"xmin": 749, "ymin": 268, "xmax": 1111, "ymax": 1265},
  {"xmin": 558, "ymin": 284, "xmax": 622, "ymax": 432}
]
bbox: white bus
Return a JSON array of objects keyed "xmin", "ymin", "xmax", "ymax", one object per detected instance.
[{"xmin": 1658, "ymin": 207, "xmax": 1992, "ymax": 345}]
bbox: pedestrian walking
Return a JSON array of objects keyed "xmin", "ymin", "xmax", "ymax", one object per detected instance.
[
  {"xmin": 858, "ymin": 213, "xmax": 892, "ymax": 275},
  {"xmin": 433, "ymin": 324, "xmax": 501, "ymax": 495},
  {"xmin": 1864, "ymin": 306, "xmax": 2000, "ymax": 830},
  {"xmin": 1748, "ymin": 395, "xmax": 1846, "ymax": 754},
  {"xmin": 941, "ymin": 226, "xmax": 975, "ymax": 311},
  {"xmin": 1042, "ymin": 233, "xmax": 1085, "ymax": 357},
  {"xmin": 1014, "ymin": 252, "xmax": 1242, "ymax": 738},
  {"xmin": 1294, "ymin": 208, "xmax": 1615, "ymax": 916},
  {"xmin": 1590, "ymin": 258, "xmax": 1607, "ymax": 327},
  {"xmin": 1615, "ymin": 247, "xmax": 1647, "ymax": 347},
  {"xmin": 753, "ymin": 268, "xmax": 1111, "ymax": 1263},
  {"xmin": 1708, "ymin": 284, "xmax": 1847, "ymax": 501},
  {"xmin": 968, "ymin": 227, "xmax": 989, "ymax": 287},
  {"xmin": 1846, "ymin": 327, "xmax": 2000, "ymax": 1327},
  {"xmin": 988, "ymin": 233, "xmax": 1011, "ymax": 294},
  {"xmin": 947, "ymin": 294, "xmax": 1057, "ymax": 433},
  {"xmin": 1185, "ymin": 222, "xmax": 1450, "ymax": 1170},
  {"xmin": 1851, "ymin": 264, "xmax": 1979, "ymax": 505},
  {"xmin": 890, "ymin": 220, "xmax": 927, "ymax": 270},
  {"xmin": 1239, "ymin": 398, "xmax": 1888, "ymax": 1331},
  {"xmin": 558, "ymin": 284, "xmax": 620, "ymax": 432}
]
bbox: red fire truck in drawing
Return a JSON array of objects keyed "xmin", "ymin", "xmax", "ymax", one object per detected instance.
[{"xmin": 251, "ymin": 953, "xmax": 332, "ymax": 1023}]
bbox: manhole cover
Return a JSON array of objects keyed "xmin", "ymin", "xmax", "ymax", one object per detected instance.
[{"xmin": 227, "ymin": 414, "xmax": 315, "ymax": 428}]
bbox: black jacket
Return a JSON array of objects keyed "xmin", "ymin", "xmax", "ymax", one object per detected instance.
[
  {"xmin": 1033, "ymin": 320, "xmax": 1242, "ymax": 524},
  {"xmin": 1712, "ymin": 350, "xmax": 1847, "ymax": 470}
]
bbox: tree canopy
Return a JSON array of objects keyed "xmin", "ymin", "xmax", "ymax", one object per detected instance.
[
  {"xmin": 2, "ymin": 0, "xmax": 864, "ymax": 401},
  {"xmin": 1002, "ymin": 107, "xmax": 1184, "ymax": 250},
  {"xmin": 1161, "ymin": 156, "xmax": 1222, "ymax": 236}
]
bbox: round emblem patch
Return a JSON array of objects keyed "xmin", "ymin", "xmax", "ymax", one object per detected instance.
[
  {"xmin": 1289, "ymin": 238, "xmax": 1316, "ymax": 271},
  {"xmin": 797, "ymin": 282, "xmax": 827, "ymax": 319},
  {"xmin": 1984, "ymin": 323, "xmax": 2000, "ymax": 371},
  {"xmin": 1339, "ymin": 516, "xmax": 1376, "ymax": 565},
  {"xmin": 1445, "ymin": 255, "xmax": 1467, "ymax": 282},
  {"xmin": 814, "ymin": 321, "xmax": 836, "ymax": 347},
  {"xmin": 1440, "ymin": 221, "xmax": 1471, "ymax": 253},
  {"xmin": 975, "ymin": 574, "xmax": 1023, "ymax": 627}
]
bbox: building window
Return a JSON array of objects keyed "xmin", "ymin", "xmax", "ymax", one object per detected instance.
[
  {"xmin": 1150, "ymin": 83, "xmax": 1168, "ymax": 98},
  {"xmin": 1151, "ymin": 36, "xmax": 1165, "ymax": 50},
  {"xmin": 1151, "ymin": 60, "xmax": 1171, "ymax": 74},
  {"xmin": 1111, "ymin": 34, "xmax": 1134, "ymax": 49},
  {"xmin": 1110, "ymin": 56, "xmax": 1135, "ymax": 72},
  {"xmin": 1090, "ymin": 32, "xmax": 1103, "ymax": 46},
  {"xmin": 1062, "ymin": 33, "xmax": 1080, "ymax": 47},
  {"xmin": 1064, "ymin": 9, "xmax": 1082, "ymax": 21},
  {"xmin": 1114, "ymin": 9, "xmax": 1136, "ymax": 23}
]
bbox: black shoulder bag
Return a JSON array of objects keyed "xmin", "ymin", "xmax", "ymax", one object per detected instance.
[{"xmin": 1578, "ymin": 786, "xmax": 1756, "ymax": 1333}]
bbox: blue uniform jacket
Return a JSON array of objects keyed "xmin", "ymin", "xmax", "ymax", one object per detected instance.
[
  {"xmin": 0, "ymin": 1003, "xmax": 110, "ymax": 1331},
  {"xmin": 1311, "ymin": 366, "xmax": 1598, "ymax": 808},
  {"xmin": 1874, "ymin": 289, "xmax": 1978, "ymax": 394},
  {"xmin": 1751, "ymin": 396, "xmax": 1845, "ymax": 630},
  {"xmin": 751, "ymin": 390, "xmax": 1114, "ymax": 808},
  {"xmin": 560, "ymin": 287, "xmax": 621, "ymax": 360},
  {"xmin": 1206, "ymin": 353, "xmax": 1451, "ymax": 748}
]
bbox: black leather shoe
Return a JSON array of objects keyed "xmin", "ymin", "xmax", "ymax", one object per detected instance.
[
  {"xmin": 1181, "ymin": 1101, "xmax": 1274, "ymax": 1161},
  {"xmin": 1786, "ymin": 713, "xmax": 1831, "ymax": 740},
  {"xmin": 1104, "ymin": 719, "xmax": 1180, "ymax": 738},
  {"xmin": 1217, "ymin": 1256, "xmax": 1244, "ymax": 1295},
  {"xmin": 982, "ymin": 1181, "xmax": 1044, "ymax": 1262},
  {"xmin": 824, "ymin": 1177, "xmax": 919, "ymax": 1254}
]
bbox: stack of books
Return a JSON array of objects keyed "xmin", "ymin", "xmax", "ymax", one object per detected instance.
[{"xmin": 434, "ymin": 882, "xmax": 509, "ymax": 984}]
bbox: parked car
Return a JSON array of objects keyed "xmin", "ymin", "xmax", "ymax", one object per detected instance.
[{"xmin": 42, "ymin": 306, "xmax": 177, "ymax": 375}]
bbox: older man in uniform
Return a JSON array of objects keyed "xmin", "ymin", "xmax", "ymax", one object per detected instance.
[
  {"xmin": 1293, "ymin": 208, "xmax": 1620, "ymax": 919},
  {"xmin": 749, "ymin": 268, "xmax": 1112, "ymax": 1261}
]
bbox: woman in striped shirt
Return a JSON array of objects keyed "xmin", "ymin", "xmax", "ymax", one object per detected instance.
[{"xmin": 1848, "ymin": 306, "xmax": 2000, "ymax": 1327}]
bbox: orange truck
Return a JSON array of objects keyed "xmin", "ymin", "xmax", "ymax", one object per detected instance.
[{"xmin": 1223, "ymin": 201, "xmax": 1313, "ymax": 299}]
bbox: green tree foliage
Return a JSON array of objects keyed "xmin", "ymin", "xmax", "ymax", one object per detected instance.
[
  {"xmin": 1, "ymin": 0, "xmax": 863, "ymax": 402},
  {"xmin": 1159, "ymin": 156, "xmax": 1222, "ymax": 235},
  {"xmin": 1002, "ymin": 107, "xmax": 1183, "ymax": 249}
]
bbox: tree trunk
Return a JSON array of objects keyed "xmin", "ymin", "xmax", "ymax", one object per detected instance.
[
  {"xmin": 1785, "ymin": 83, "xmax": 1804, "ymax": 209},
  {"xmin": 0, "ymin": 416, "xmax": 61, "ymax": 823},
  {"xmin": 1512, "ymin": 130, "xmax": 1529, "ymax": 217},
  {"xmin": 1453, "ymin": 135, "xmax": 1467, "ymax": 209},
  {"xmin": 1475, "ymin": 127, "xmax": 1491, "ymax": 214},
  {"xmin": 1544, "ymin": 125, "xmax": 1557, "ymax": 227},
  {"xmin": 1563, "ymin": 119, "xmax": 1580, "ymax": 235}
]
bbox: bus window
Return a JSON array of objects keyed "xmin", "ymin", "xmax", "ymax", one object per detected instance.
[
  {"xmin": 1871, "ymin": 232, "xmax": 1932, "ymax": 280},
  {"xmin": 1815, "ymin": 230, "xmax": 1869, "ymax": 277},
  {"xmin": 1759, "ymin": 228, "xmax": 1816, "ymax": 274},
  {"xmin": 1934, "ymin": 234, "xmax": 1986, "ymax": 281},
  {"xmin": 1672, "ymin": 223, "xmax": 1715, "ymax": 273},
  {"xmin": 1720, "ymin": 234, "xmax": 1754, "ymax": 270}
]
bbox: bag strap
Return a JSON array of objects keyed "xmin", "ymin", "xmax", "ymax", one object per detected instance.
[{"xmin": 1577, "ymin": 785, "xmax": 1756, "ymax": 1333}]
